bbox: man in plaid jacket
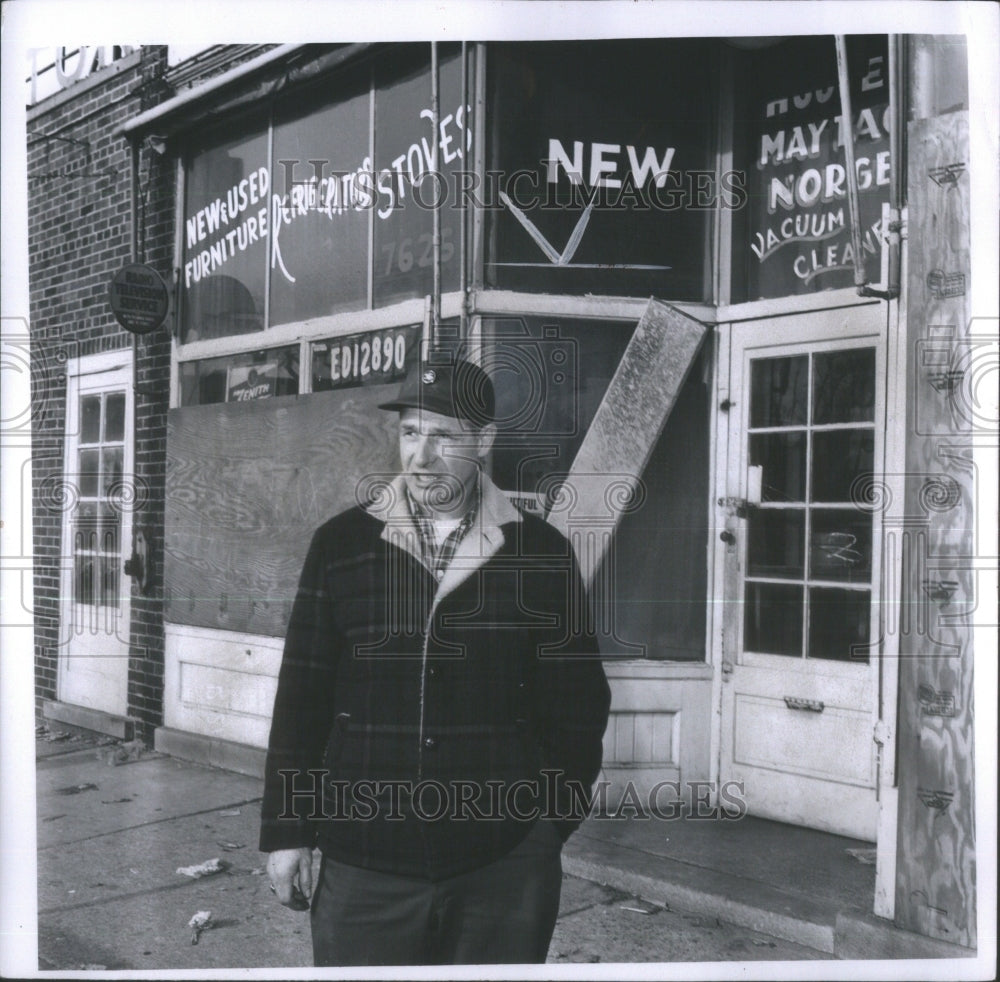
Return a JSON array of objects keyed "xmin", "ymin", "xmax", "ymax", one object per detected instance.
[{"xmin": 260, "ymin": 354, "xmax": 611, "ymax": 966}]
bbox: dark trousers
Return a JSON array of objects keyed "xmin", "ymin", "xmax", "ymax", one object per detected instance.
[{"xmin": 310, "ymin": 819, "xmax": 563, "ymax": 966}]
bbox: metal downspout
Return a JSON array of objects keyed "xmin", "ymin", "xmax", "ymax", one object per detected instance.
[
  {"xmin": 430, "ymin": 41, "xmax": 441, "ymax": 352},
  {"xmin": 459, "ymin": 41, "xmax": 469, "ymax": 341}
]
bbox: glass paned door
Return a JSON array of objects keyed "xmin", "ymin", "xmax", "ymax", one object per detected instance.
[
  {"xmin": 718, "ymin": 304, "xmax": 885, "ymax": 841},
  {"xmin": 744, "ymin": 347, "xmax": 876, "ymax": 662},
  {"xmin": 72, "ymin": 392, "xmax": 126, "ymax": 614},
  {"xmin": 58, "ymin": 357, "xmax": 133, "ymax": 716}
]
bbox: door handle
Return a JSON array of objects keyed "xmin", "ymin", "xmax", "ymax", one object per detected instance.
[{"xmin": 783, "ymin": 696, "xmax": 825, "ymax": 713}]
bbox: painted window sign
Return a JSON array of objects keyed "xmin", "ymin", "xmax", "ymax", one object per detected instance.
[
  {"xmin": 180, "ymin": 46, "xmax": 467, "ymax": 344},
  {"xmin": 485, "ymin": 40, "xmax": 720, "ymax": 302},
  {"xmin": 732, "ymin": 35, "xmax": 891, "ymax": 300},
  {"xmin": 373, "ymin": 48, "xmax": 467, "ymax": 307},
  {"xmin": 182, "ymin": 114, "xmax": 269, "ymax": 344},
  {"xmin": 269, "ymin": 64, "xmax": 371, "ymax": 324},
  {"xmin": 311, "ymin": 325, "xmax": 419, "ymax": 392}
]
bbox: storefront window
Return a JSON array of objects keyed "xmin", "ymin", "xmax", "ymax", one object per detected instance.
[
  {"xmin": 373, "ymin": 45, "xmax": 465, "ymax": 307},
  {"xmin": 486, "ymin": 40, "xmax": 717, "ymax": 301},
  {"xmin": 482, "ymin": 315, "xmax": 710, "ymax": 661},
  {"xmin": 179, "ymin": 47, "xmax": 470, "ymax": 346},
  {"xmin": 730, "ymin": 35, "xmax": 891, "ymax": 301},
  {"xmin": 179, "ymin": 345, "xmax": 299, "ymax": 406},
  {"xmin": 181, "ymin": 114, "xmax": 270, "ymax": 344},
  {"xmin": 483, "ymin": 316, "xmax": 636, "ymax": 504},
  {"xmin": 269, "ymin": 68, "xmax": 371, "ymax": 325}
]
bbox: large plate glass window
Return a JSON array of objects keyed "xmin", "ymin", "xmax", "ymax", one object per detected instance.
[
  {"xmin": 178, "ymin": 46, "xmax": 472, "ymax": 346},
  {"xmin": 181, "ymin": 112, "xmax": 270, "ymax": 344},
  {"xmin": 373, "ymin": 45, "xmax": 466, "ymax": 307},
  {"xmin": 481, "ymin": 315, "xmax": 709, "ymax": 661},
  {"xmin": 729, "ymin": 35, "xmax": 891, "ymax": 301},
  {"xmin": 486, "ymin": 40, "xmax": 717, "ymax": 301},
  {"xmin": 269, "ymin": 65, "xmax": 371, "ymax": 325}
]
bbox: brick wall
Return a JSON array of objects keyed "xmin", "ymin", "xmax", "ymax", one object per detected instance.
[{"xmin": 29, "ymin": 46, "xmax": 174, "ymax": 742}]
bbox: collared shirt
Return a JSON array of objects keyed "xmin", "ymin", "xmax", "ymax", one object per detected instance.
[{"xmin": 405, "ymin": 479, "xmax": 480, "ymax": 581}]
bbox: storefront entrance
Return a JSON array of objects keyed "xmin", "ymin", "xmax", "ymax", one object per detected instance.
[
  {"xmin": 716, "ymin": 303, "xmax": 886, "ymax": 840},
  {"xmin": 57, "ymin": 352, "xmax": 133, "ymax": 717}
]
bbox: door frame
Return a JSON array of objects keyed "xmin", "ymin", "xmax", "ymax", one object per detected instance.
[
  {"xmin": 57, "ymin": 348, "xmax": 134, "ymax": 717},
  {"xmin": 709, "ymin": 295, "xmax": 903, "ymax": 918}
]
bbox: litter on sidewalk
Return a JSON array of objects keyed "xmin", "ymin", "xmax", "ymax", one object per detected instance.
[
  {"xmin": 176, "ymin": 858, "xmax": 229, "ymax": 879},
  {"xmin": 188, "ymin": 910, "xmax": 214, "ymax": 945}
]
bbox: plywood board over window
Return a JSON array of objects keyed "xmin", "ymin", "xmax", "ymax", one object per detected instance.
[{"xmin": 165, "ymin": 388, "xmax": 399, "ymax": 637}]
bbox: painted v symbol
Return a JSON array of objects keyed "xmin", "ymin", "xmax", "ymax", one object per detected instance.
[{"xmin": 498, "ymin": 190, "xmax": 595, "ymax": 266}]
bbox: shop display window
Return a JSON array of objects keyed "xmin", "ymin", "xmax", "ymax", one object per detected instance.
[
  {"xmin": 181, "ymin": 113, "xmax": 270, "ymax": 344},
  {"xmin": 179, "ymin": 345, "xmax": 299, "ymax": 406},
  {"xmin": 485, "ymin": 40, "xmax": 716, "ymax": 301},
  {"xmin": 269, "ymin": 67, "xmax": 371, "ymax": 325},
  {"xmin": 481, "ymin": 315, "xmax": 710, "ymax": 661},
  {"xmin": 372, "ymin": 46, "xmax": 465, "ymax": 308},
  {"xmin": 179, "ymin": 46, "xmax": 467, "ymax": 346},
  {"xmin": 482, "ymin": 316, "xmax": 636, "ymax": 501},
  {"xmin": 730, "ymin": 35, "xmax": 891, "ymax": 301}
]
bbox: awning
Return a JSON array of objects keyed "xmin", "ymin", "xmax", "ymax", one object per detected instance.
[{"xmin": 120, "ymin": 43, "xmax": 373, "ymax": 141}]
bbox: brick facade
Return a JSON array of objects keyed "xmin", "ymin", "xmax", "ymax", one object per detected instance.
[{"xmin": 29, "ymin": 46, "xmax": 174, "ymax": 742}]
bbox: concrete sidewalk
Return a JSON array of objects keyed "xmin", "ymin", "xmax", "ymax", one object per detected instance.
[{"xmin": 33, "ymin": 733, "xmax": 970, "ymax": 971}]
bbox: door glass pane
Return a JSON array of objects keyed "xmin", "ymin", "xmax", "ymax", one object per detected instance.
[
  {"xmin": 744, "ymin": 582, "xmax": 802, "ymax": 656},
  {"xmin": 102, "ymin": 447, "xmax": 124, "ymax": 497},
  {"xmin": 812, "ymin": 348, "xmax": 876, "ymax": 424},
  {"xmin": 105, "ymin": 392, "xmax": 126, "ymax": 441},
  {"xmin": 100, "ymin": 504, "xmax": 121, "ymax": 552},
  {"xmin": 100, "ymin": 555, "xmax": 120, "ymax": 607},
  {"xmin": 810, "ymin": 510, "xmax": 872, "ymax": 584},
  {"xmin": 749, "ymin": 356, "xmax": 807, "ymax": 427},
  {"xmin": 808, "ymin": 588, "xmax": 870, "ymax": 662},
  {"xmin": 74, "ymin": 501, "xmax": 99, "ymax": 532},
  {"xmin": 78, "ymin": 449, "xmax": 100, "ymax": 497},
  {"xmin": 81, "ymin": 395, "xmax": 102, "ymax": 443},
  {"xmin": 740, "ymin": 343, "xmax": 877, "ymax": 662},
  {"xmin": 749, "ymin": 432, "xmax": 806, "ymax": 502},
  {"xmin": 747, "ymin": 510, "xmax": 805, "ymax": 578},
  {"xmin": 811, "ymin": 429, "xmax": 874, "ymax": 502},
  {"xmin": 74, "ymin": 554, "xmax": 95, "ymax": 605}
]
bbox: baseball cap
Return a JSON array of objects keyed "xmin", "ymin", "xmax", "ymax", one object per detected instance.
[{"xmin": 378, "ymin": 355, "xmax": 495, "ymax": 426}]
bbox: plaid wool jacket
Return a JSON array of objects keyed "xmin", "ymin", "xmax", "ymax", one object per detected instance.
[{"xmin": 259, "ymin": 475, "xmax": 611, "ymax": 880}]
